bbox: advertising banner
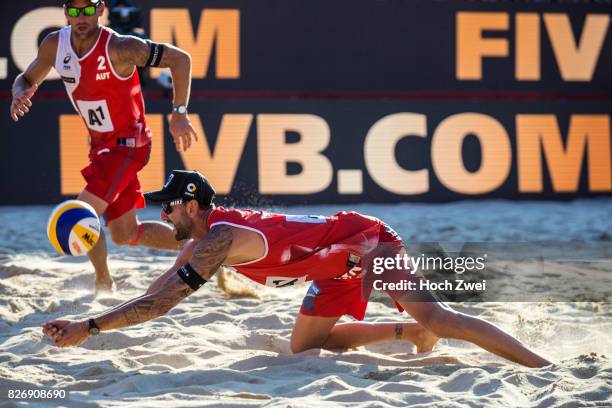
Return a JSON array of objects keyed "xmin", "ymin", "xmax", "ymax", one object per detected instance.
[{"xmin": 1, "ymin": 1, "xmax": 610, "ymax": 204}]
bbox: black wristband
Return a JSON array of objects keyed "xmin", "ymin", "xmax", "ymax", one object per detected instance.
[
  {"xmin": 144, "ymin": 41, "xmax": 165, "ymax": 67},
  {"xmin": 177, "ymin": 263, "xmax": 207, "ymax": 291}
]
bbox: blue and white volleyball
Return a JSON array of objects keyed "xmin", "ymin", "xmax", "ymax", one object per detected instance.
[{"xmin": 47, "ymin": 200, "xmax": 100, "ymax": 256}]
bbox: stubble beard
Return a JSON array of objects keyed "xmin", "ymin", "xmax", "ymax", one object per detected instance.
[
  {"xmin": 174, "ymin": 219, "xmax": 193, "ymax": 241},
  {"xmin": 71, "ymin": 22, "xmax": 99, "ymax": 41}
]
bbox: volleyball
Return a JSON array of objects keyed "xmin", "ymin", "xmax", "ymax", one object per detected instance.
[{"xmin": 46, "ymin": 200, "xmax": 101, "ymax": 256}]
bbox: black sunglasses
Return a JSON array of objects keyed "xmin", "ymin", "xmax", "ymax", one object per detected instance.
[{"xmin": 161, "ymin": 199, "xmax": 183, "ymax": 215}]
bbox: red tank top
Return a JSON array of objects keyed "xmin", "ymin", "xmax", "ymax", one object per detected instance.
[
  {"xmin": 54, "ymin": 26, "xmax": 151, "ymax": 150},
  {"xmin": 207, "ymin": 207, "xmax": 383, "ymax": 287}
]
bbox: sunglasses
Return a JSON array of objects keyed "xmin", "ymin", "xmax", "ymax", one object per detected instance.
[
  {"xmin": 65, "ymin": 3, "xmax": 100, "ymax": 17},
  {"xmin": 161, "ymin": 199, "xmax": 184, "ymax": 215}
]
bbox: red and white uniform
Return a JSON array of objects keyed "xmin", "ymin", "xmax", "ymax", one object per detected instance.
[
  {"xmin": 208, "ymin": 207, "xmax": 408, "ymax": 320},
  {"xmin": 53, "ymin": 26, "xmax": 152, "ymax": 221},
  {"xmin": 207, "ymin": 207, "xmax": 384, "ymax": 286},
  {"xmin": 54, "ymin": 25, "xmax": 151, "ymax": 150}
]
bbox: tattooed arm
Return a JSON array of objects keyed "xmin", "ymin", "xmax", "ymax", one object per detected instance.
[
  {"xmin": 41, "ymin": 226, "xmax": 233, "ymax": 347},
  {"xmin": 110, "ymin": 35, "xmax": 192, "ymax": 109},
  {"xmin": 109, "ymin": 34, "xmax": 197, "ymax": 152},
  {"xmin": 94, "ymin": 225, "xmax": 233, "ymax": 330},
  {"xmin": 188, "ymin": 225, "xmax": 233, "ymax": 280},
  {"xmin": 145, "ymin": 239, "xmax": 197, "ymax": 296},
  {"xmin": 40, "ymin": 270, "xmax": 194, "ymax": 347}
]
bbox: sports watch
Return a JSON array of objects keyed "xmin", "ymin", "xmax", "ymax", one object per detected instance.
[
  {"xmin": 88, "ymin": 318, "xmax": 100, "ymax": 336},
  {"xmin": 172, "ymin": 104, "xmax": 188, "ymax": 114}
]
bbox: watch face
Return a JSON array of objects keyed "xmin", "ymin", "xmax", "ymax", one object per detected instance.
[{"xmin": 175, "ymin": 105, "xmax": 187, "ymax": 114}]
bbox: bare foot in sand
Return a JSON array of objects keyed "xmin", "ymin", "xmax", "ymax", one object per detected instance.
[
  {"xmin": 95, "ymin": 279, "xmax": 114, "ymax": 294},
  {"xmin": 404, "ymin": 324, "xmax": 439, "ymax": 353}
]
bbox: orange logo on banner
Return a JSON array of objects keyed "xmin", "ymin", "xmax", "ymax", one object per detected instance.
[
  {"xmin": 58, "ymin": 113, "xmax": 612, "ymax": 197},
  {"xmin": 517, "ymin": 115, "xmax": 611, "ymax": 192},
  {"xmin": 456, "ymin": 12, "xmax": 610, "ymax": 81},
  {"xmin": 150, "ymin": 9, "xmax": 240, "ymax": 79}
]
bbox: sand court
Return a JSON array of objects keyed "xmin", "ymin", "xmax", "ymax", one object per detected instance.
[{"xmin": 1, "ymin": 201, "xmax": 611, "ymax": 407}]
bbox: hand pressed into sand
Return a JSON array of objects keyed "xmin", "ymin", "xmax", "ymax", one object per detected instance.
[{"xmin": 42, "ymin": 320, "xmax": 89, "ymax": 348}]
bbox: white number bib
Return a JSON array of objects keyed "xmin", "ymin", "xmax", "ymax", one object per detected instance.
[
  {"xmin": 76, "ymin": 99, "xmax": 114, "ymax": 132},
  {"xmin": 264, "ymin": 275, "xmax": 307, "ymax": 288},
  {"xmin": 285, "ymin": 215, "xmax": 327, "ymax": 224}
]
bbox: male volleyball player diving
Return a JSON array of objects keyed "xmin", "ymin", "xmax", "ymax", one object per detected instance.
[
  {"xmin": 10, "ymin": 0, "xmax": 197, "ymax": 291},
  {"xmin": 42, "ymin": 170, "xmax": 552, "ymax": 368}
]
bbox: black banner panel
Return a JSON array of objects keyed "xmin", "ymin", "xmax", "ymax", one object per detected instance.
[
  {"xmin": 1, "ymin": 99, "xmax": 610, "ymax": 204},
  {"xmin": 0, "ymin": 1, "xmax": 610, "ymax": 204}
]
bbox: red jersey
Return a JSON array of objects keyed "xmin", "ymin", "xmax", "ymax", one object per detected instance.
[
  {"xmin": 54, "ymin": 26, "xmax": 151, "ymax": 150},
  {"xmin": 207, "ymin": 207, "xmax": 384, "ymax": 287}
]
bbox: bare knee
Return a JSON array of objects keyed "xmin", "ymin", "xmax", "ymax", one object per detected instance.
[
  {"xmin": 109, "ymin": 225, "xmax": 138, "ymax": 246},
  {"xmin": 290, "ymin": 340, "xmax": 305, "ymax": 354},
  {"xmin": 290, "ymin": 336, "xmax": 322, "ymax": 354},
  {"xmin": 109, "ymin": 233, "xmax": 131, "ymax": 246},
  {"xmin": 106, "ymin": 209, "xmax": 139, "ymax": 246},
  {"xmin": 290, "ymin": 314, "xmax": 339, "ymax": 354},
  {"xmin": 290, "ymin": 331, "xmax": 329, "ymax": 353}
]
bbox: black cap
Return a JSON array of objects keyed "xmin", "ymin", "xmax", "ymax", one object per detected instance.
[{"xmin": 145, "ymin": 170, "xmax": 216, "ymax": 206}]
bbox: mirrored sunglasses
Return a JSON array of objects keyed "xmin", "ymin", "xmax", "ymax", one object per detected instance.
[
  {"xmin": 162, "ymin": 199, "xmax": 184, "ymax": 215},
  {"xmin": 66, "ymin": 4, "xmax": 99, "ymax": 17}
]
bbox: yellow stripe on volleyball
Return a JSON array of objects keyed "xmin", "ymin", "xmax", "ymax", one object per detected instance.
[
  {"xmin": 72, "ymin": 223, "xmax": 99, "ymax": 252},
  {"xmin": 47, "ymin": 200, "xmax": 83, "ymax": 255}
]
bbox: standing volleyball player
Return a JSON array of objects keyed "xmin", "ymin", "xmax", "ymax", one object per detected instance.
[{"xmin": 10, "ymin": 0, "xmax": 198, "ymax": 292}]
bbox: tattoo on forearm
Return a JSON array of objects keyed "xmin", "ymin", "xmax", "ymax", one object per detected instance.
[
  {"xmin": 190, "ymin": 225, "xmax": 233, "ymax": 280},
  {"xmin": 121, "ymin": 273, "xmax": 194, "ymax": 325},
  {"xmin": 115, "ymin": 226, "xmax": 231, "ymax": 327}
]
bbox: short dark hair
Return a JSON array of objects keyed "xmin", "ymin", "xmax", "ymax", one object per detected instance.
[{"xmin": 196, "ymin": 201, "xmax": 214, "ymax": 211}]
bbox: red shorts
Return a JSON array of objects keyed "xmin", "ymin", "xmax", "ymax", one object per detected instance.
[
  {"xmin": 299, "ymin": 223, "xmax": 411, "ymax": 320},
  {"xmin": 81, "ymin": 144, "xmax": 151, "ymax": 223}
]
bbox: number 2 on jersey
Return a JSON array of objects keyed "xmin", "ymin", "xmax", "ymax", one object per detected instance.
[{"xmin": 97, "ymin": 56, "xmax": 107, "ymax": 71}]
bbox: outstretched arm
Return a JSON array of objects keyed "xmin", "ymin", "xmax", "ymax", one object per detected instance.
[
  {"xmin": 42, "ymin": 226, "xmax": 233, "ymax": 347},
  {"xmin": 100, "ymin": 225, "xmax": 233, "ymax": 328},
  {"xmin": 41, "ymin": 272, "xmax": 194, "ymax": 347}
]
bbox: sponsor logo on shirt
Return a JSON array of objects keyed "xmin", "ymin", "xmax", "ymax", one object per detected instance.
[{"xmin": 63, "ymin": 54, "xmax": 72, "ymax": 70}]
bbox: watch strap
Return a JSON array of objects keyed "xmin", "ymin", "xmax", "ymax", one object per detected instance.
[
  {"xmin": 173, "ymin": 104, "xmax": 188, "ymax": 114},
  {"xmin": 88, "ymin": 318, "xmax": 100, "ymax": 335}
]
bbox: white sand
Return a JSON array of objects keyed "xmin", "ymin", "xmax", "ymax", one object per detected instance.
[{"xmin": 1, "ymin": 200, "xmax": 611, "ymax": 407}]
